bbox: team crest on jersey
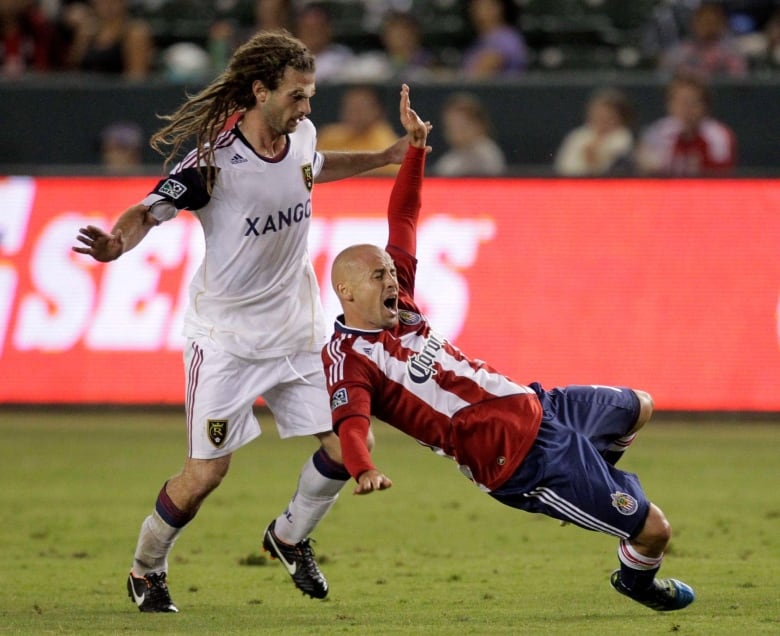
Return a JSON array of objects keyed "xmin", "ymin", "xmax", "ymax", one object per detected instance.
[
  {"xmin": 207, "ymin": 419, "xmax": 228, "ymax": 447},
  {"xmin": 301, "ymin": 163, "xmax": 313, "ymax": 191},
  {"xmin": 331, "ymin": 387, "xmax": 349, "ymax": 410},
  {"xmin": 399, "ymin": 310, "xmax": 421, "ymax": 325},
  {"xmin": 610, "ymin": 491, "xmax": 638, "ymax": 515},
  {"xmin": 159, "ymin": 178, "xmax": 187, "ymax": 199}
]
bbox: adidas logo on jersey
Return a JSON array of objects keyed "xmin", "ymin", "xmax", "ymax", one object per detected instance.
[{"xmin": 231, "ymin": 153, "xmax": 248, "ymax": 164}]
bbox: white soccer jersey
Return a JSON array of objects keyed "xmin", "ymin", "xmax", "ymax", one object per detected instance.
[{"xmin": 142, "ymin": 119, "xmax": 327, "ymax": 359}]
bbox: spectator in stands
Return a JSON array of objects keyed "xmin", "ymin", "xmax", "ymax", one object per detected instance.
[
  {"xmin": 317, "ymin": 85, "xmax": 399, "ymax": 176},
  {"xmin": 348, "ymin": 10, "xmax": 439, "ymax": 82},
  {"xmin": 1, "ymin": 0, "xmax": 56, "ymax": 76},
  {"xmin": 760, "ymin": 8, "xmax": 780, "ymax": 67},
  {"xmin": 161, "ymin": 41, "xmax": 212, "ymax": 82},
  {"xmin": 431, "ymin": 92, "xmax": 506, "ymax": 177},
  {"xmin": 255, "ymin": 0, "xmax": 294, "ymax": 31},
  {"xmin": 461, "ymin": 0, "xmax": 528, "ymax": 78},
  {"xmin": 738, "ymin": 7, "xmax": 780, "ymax": 71},
  {"xmin": 639, "ymin": 0, "xmax": 696, "ymax": 65},
  {"xmin": 659, "ymin": 2, "xmax": 748, "ymax": 79},
  {"xmin": 554, "ymin": 88, "xmax": 635, "ymax": 177},
  {"xmin": 99, "ymin": 120, "xmax": 144, "ymax": 174},
  {"xmin": 64, "ymin": 0, "xmax": 154, "ymax": 78},
  {"xmin": 295, "ymin": 2, "xmax": 355, "ymax": 82},
  {"xmin": 635, "ymin": 73, "xmax": 737, "ymax": 177},
  {"xmin": 208, "ymin": 0, "xmax": 293, "ymax": 71},
  {"xmin": 375, "ymin": 11, "xmax": 437, "ymax": 80}
]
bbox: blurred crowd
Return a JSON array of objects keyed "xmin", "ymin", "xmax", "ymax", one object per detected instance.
[
  {"xmin": 3, "ymin": 0, "xmax": 780, "ymax": 81},
  {"xmin": 1, "ymin": 0, "xmax": 775, "ymax": 176}
]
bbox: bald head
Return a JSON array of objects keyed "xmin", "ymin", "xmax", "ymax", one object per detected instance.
[
  {"xmin": 332, "ymin": 244, "xmax": 383, "ymax": 293},
  {"xmin": 331, "ymin": 244, "xmax": 400, "ymax": 329}
]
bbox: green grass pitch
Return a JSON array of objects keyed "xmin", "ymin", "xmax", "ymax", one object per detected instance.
[{"xmin": 1, "ymin": 408, "xmax": 778, "ymax": 635}]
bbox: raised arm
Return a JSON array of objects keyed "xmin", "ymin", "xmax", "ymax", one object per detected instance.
[
  {"xmin": 328, "ymin": 86, "xmax": 431, "ymax": 495},
  {"xmin": 315, "ymin": 146, "xmax": 403, "ymax": 183},
  {"xmin": 387, "ymin": 84, "xmax": 430, "ymax": 258},
  {"xmin": 398, "ymin": 83, "xmax": 431, "ymax": 151}
]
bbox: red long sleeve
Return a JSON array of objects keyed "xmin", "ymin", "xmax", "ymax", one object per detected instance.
[
  {"xmin": 387, "ymin": 145, "xmax": 426, "ymax": 256},
  {"xmin": 336, "ymin": 415, "xmax": 375, "ymax": 479}
]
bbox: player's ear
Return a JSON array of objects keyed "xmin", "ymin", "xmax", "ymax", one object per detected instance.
[
  {"xmin": 336, "ymin": 281, "xmax": 353, "ymax": 302},
  {"xmin": 252, "ymin": 80, "xmax": 269, "ymax": 103}
]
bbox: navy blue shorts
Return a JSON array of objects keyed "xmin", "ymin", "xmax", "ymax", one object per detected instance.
[{"xmin": 490, "ymin": 383, "xmax": 650, "ymax": 539}]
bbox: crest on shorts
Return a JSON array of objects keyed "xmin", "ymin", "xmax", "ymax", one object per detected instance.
[
  {"xmin": 207, "ymin": 419, "xmax": 228, "ymax": 447},
  {"xmin": 399, "ymin": 310, "xmax": 421, "ymax": 325},
  {"xmin": 330, "ymin": 387, "xmax": 348, "ymax": 410},
  {"xmin": 301, "ymin": 163, "xmax": 313, "ymax": 191},
  {"xmin": 610, "ymin": 491, "xmax": 638, "ymax": 515},
  {"xmin": 158, "ymin": 178, "xmax": 187, "ymax": 199}
]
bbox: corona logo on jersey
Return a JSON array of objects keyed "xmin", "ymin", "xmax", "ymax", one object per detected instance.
[{"xmin": 407, "ymin": 330, "xmax": 444, "ymax": 384}]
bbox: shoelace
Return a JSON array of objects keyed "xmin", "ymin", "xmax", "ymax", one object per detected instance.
[
  {"xmin": 145, "ymin": 574, "xmax": 173, "ymax": 604},
  {"xmin": 296, "ymin": 540, "xmax": 325, "ymax": 581}
]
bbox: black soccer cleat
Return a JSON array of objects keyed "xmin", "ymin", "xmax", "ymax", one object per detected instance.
[
  {"xmin": 610, "ymin": 570, "xmax": 695, "ymax": 611},
  {"xmin": 127, "ymin": 570, "xmax": 179, "ymax": 613},
  {"xmin": 262, "ymin": 520, "xmax": 329, "ymax": 599}
]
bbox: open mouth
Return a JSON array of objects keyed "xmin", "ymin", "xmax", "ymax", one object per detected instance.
[{"xmin": 383, "ymin": 296, "xmax": 398, "ymax": 314}]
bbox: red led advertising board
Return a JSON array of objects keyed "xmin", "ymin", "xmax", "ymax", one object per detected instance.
[{"xmin": 1, "ymin": 176, "xmax": 778, "ymax": 410}]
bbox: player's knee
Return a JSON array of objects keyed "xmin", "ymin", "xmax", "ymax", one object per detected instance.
[
  {"xmin": 630, "ymin": 389, "xmax": 654, "ymax": 434},
  {"xmin": 176, "ymin": 456, "xmax": 230, "ymax": 503},
  {"xmin": 318, "ymin": 431, "xmax": 344, "ymax": 465},
  {"xmin": 633, "ymin": 503, "xmax": 672, "ymax": 555},
  {"xmin": 318, "ymin": 426, "xmax": 374, "ymax": 467}
]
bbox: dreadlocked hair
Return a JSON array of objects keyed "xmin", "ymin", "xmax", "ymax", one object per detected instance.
[{"xmin": 150, "ymin": 30, "xmax": 315, "ymax": 192}]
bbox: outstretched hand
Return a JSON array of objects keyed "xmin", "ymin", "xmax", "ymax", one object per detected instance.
[
  {"xmin": 72, "ymin": 203, "xmax": 157, "ymax": 262},
  {"xmin": 72, "ymin": 225, "xmax": 125, "ymax": 262},
  {"xmin": 353, "ymin": 469, "xmax": 393, "ymax": 495},
  {"xmin": 383, "ymin": 84, "xmax": 432, "ymax": 164},
  {"xmin": 399, "ymin": 83, "xmax": 431, "ymax": 150}
]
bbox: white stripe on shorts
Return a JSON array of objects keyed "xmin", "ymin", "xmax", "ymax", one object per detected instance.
[
  {"xmin": 186, "ymin": 341, "xmax": 204, "ymax": 456},
  {"xmin": 525, "ymin": 487, "xmax": 630, "ymax": 538}
]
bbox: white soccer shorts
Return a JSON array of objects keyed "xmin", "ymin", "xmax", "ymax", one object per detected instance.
[{"xmin": 184, "ymin": 336, "xmax": 332, "ymax": 459}]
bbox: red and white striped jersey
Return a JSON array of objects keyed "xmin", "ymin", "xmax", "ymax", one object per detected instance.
[{"xmin": 323, "ymin": 245, "xmax": 542, "ymax": 491}]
